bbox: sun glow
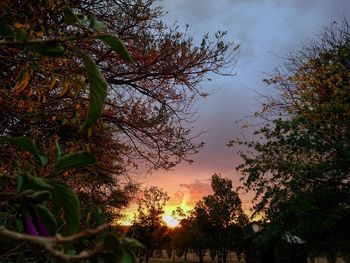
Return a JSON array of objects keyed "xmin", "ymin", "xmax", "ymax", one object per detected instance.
[
  {"xmin": 162, "ymin": 194, "xmax": 192, "ymax": 228},
  {"xmin": 119, "ymin": 193, "xmax": 194, "ymax": 227},
  {"xmin": 162, "ymin": 214, "xmax": 180, "ymax": 228}
]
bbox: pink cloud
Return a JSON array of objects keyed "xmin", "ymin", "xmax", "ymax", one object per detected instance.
[{"xmin": 180, "ymin": 179, "xmax": 213, "ymax": 206}]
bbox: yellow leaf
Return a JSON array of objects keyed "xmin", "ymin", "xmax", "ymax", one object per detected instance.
[
  {"xmin": 13, "ymin": 70, "xmax": 30, "ymax": 94},
  {"xmin": 15, "ymin": 22, "xmax": 27, "ymax": 29},
  {"xmin": 74, "ymin": 103, "xmax": 81, "ymax": 111},
  {"xmin": 87, "ymin": 127, "xmax": 93, "ymax": 138},
  {"xmin": 49, "ymin": 77, "xmax": 57, "ymax": 90},
  {"xmin": 28, "ymin": 88, "xmax": 34, "ymax": 96},
  {"xmin": 60, "ymin": 80, "xmax": 70, "ymax": 97},
  {"xmin": 85, "ymin": 212, "xmax": 91, "ymax": 223},
  {"xmin": 36, "ymin": 31, "xmax": 44, "ymax": 37}
]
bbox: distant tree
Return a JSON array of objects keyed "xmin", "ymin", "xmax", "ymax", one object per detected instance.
[
  {"xmin": 203, "ymin": 174, "xmax": 248, "ymax": 263},
  {"xmin": 232, "ymin": 20, "xmax": 350, "ymax": 261},
  {"xmin": 128, "ymin": 187, "xmax": 170, "ymax": 263},
  {"xmin": 174, "ymin": 175, "xmax": 247, "ymax": 263},
  {"xmin": 184, "ymin": 201, "xmax": 211, "ymax": 263},
  {"xmin": 171, "ymin": 208, "xmax": 191, "ymax": 261}
]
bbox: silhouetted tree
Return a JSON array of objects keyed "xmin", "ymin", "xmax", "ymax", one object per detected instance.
[
  {"xmin": 203, "ymin": 174, "xmax": 248, "ymax": 263},
  {"xmin": 232, "ymin": 20, "xmax": 350, "ymax": 261},
  {"xmin": 128, "ymin": 187, "xmax": 170, "ymax": 263}
]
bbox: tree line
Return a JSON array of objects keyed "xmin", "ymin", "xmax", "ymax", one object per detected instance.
[{"xmin": 128, "ymin": 174, "xmax": 248, "ymax": 263}]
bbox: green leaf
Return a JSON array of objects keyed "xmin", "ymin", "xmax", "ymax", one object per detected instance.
[
  {"xmin": 17, "ymin": 173, "xmax": 25, "ymax": 192},
  {"xmin": 54, "ymin": 152, "xmax": 96, "ymax": 173},
  {"xmin": 35, "ymin": 204, "xmax": 57, "ymax": 236},
  {"xmin": 15, "ymin": 28, "xmax": 26, "ymax": 41},
  {"xmin": 0, "ymin": 22, "xmax": 14, "ymax": 38},
  {"xmin": 103, "ymin": 234, "xmax": 124, "ymax": 257},
  {"xmin": 0, "ymin": 212, "xmax": 8, "ymax": 226},
  {"xmin": 101, "ymin": 252, "xmax": 119, "ymax": 263},
  {"xmin": 15, "ymin": 218, "xmax": 24, "ymax": 232},
  {"xmin": 55, "ymin": 141, "xmax": 63, "ymax": 160},
  {"xmin": 63, "ymin": 6, "xmax": 80, "ymax": 24},
  {"xmin": 27, "ymin": 190, "xmax": 52, "ymax": 203},
  {"xmin": 97, "ymin": 35, "xmax": 131, "ymax": 61},
  {"xmin": 0, "ymin": 137, "xmax": 47, "ymax": 166},
  {"xmin": 46, "ymin": 180, "xmax": 80, "ymax": 235},
  {"xmin": 29, "ymin": 176, "xmax": 53, "ymax": 191},
  {"xmin": 89, "ymin": 16, "xmax": 106, "ymax": 30},
  {"xmin": 119, "ymin": 248, "xmax": 135, "ymax": 263},
  {"xmin": 32, "ymin": 42, "xmax": 65, "ymax": 57},
  {"xmin": 122, "ymin": 237, "xmax": 145, "ymax": 250},
  {"xmin": 79, "ymin": 54, "xmax": 108, "ymax": 133}
]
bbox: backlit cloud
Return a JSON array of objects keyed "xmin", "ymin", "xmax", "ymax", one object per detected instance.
[{"xmin": 180, "ymin": 179, "xmax": 213, "ymax": 205}]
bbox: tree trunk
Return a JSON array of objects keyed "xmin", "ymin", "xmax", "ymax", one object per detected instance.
[
  {"xmin": 326, "ymin": 250, "xmax": 336, "ymax": 263},
  {"xmin": 222, "ymin": 250, "xmax": 227, "ymax": 263},
  {"xmin": 199, "ymin": 254, "xmax": 204, "ymax": 263},
  {"xmin": 145, "ymin": 250, "xmax": 149, "ymax": 263},
  {"xmin": 196, "ymin": 248, "xmax": 206, "ymax": 263},
  {"xmin": 217, "ymin": 249, "xmax": 222, "ymax": 263}
]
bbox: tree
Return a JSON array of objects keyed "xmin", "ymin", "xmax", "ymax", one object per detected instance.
[
  {"xmin": 128, "ymin": 187, "xmax": 170, "ymax": 263},
  {"xmin": 232, "ymin": 20, "xmax": 350, "ymax": 260},
  {"xmin": 179, "ymin": 201, "xmax": 211, "ymax": 263},
  {"xmin": 174, "ymin": 175, "xmax": 248, "ymax": 263},
  {"xmin": 171, "ymin": 207, "xmax": 190, "ymax": 261},
  {"xmin": 0, "ymin": 0, "xmax": 238, "ymax": 221},
  {"xmin": 202, "ymin": 174, "xmax": 248, "ymax": 263},
  {"xmin": 1, "ymin": 1, "xmax": 237, "ymax": 260},
  {"xmin": 0, "ymin": 5, "xmax": 143, "ymax": 261}
]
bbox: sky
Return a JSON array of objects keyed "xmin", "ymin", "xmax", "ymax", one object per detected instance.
[{"xmin": 123, "ymin": 0, "xmax": 350, "ymax": 225}]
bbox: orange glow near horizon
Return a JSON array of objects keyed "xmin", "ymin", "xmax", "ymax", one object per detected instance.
[
  {"xmin": 119, "ymin": 194, "xmax": 193, "ymax": 228},
  {"xmin": 118, "ymin": 192, "xmax": 258, "ymax": 227}
]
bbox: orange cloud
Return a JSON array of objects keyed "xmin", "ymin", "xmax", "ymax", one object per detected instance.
[
  {"xmin": 179, "ymin": 179, "xmax": 213, "ymax": 206},
  {"xmin": 169, "ymin": 190, "xmax": 185, "ymax": 204}
]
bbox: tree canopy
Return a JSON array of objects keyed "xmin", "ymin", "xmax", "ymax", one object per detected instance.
[
  {"xmin": 0, "ymin": 0, "xmax": 238, "ymax": 219},
  {"xmin": 231, "ymin": 20, "xmax": 350, "ymax": 260},
  {"xmin": 0, "ymin": 0, "xmax": 238, "ymax": 261},
  {"xmin": 127, "ymin": 187, "xmax": 170, "ymax": 263},
  {"xmin": 172, "ymin": 174, "xmax": 248, "ymax": 263}
]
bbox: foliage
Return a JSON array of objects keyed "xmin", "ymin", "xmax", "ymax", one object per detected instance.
[
  {"xmin": 1, "ymin": 1, "xmax": 237, "ymax": 260},
  {"xmin": 172, "ymin": 175, "xmax": 248, "ymax": 263},
  {"xmin": 128, "ymin": 187, "xmax": 170, "ymax": 263},
  {"xmin": 231, "ymin": 20, "xmax": 350, "ymax": 258},
  {"xmin": 0, "ymin": 0, "xmax": 238, "ymax": 224},
  {"xmin": 0, "ymin": 2, "xmax": 144, "ymax": 261},
  {"xmin": 0, "ymin": 136, "xmax": 143, "ymax": 261},
  {"xmin": 181, "ymin": 201, "xmax": 211, "ymax": 263},
  {"xmin": 202, "ymin": 174, "xmax": 248, "ymax": 263}
]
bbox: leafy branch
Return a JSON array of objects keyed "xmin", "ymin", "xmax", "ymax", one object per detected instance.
[{"xmin": 0, "ymin": 224, "xmax": 107, "ymax": 262}]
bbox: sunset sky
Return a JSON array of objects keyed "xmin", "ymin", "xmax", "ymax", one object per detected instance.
[{"xmin": 123, "ymin": 0, "xmax": 350, "ymax": 226}]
